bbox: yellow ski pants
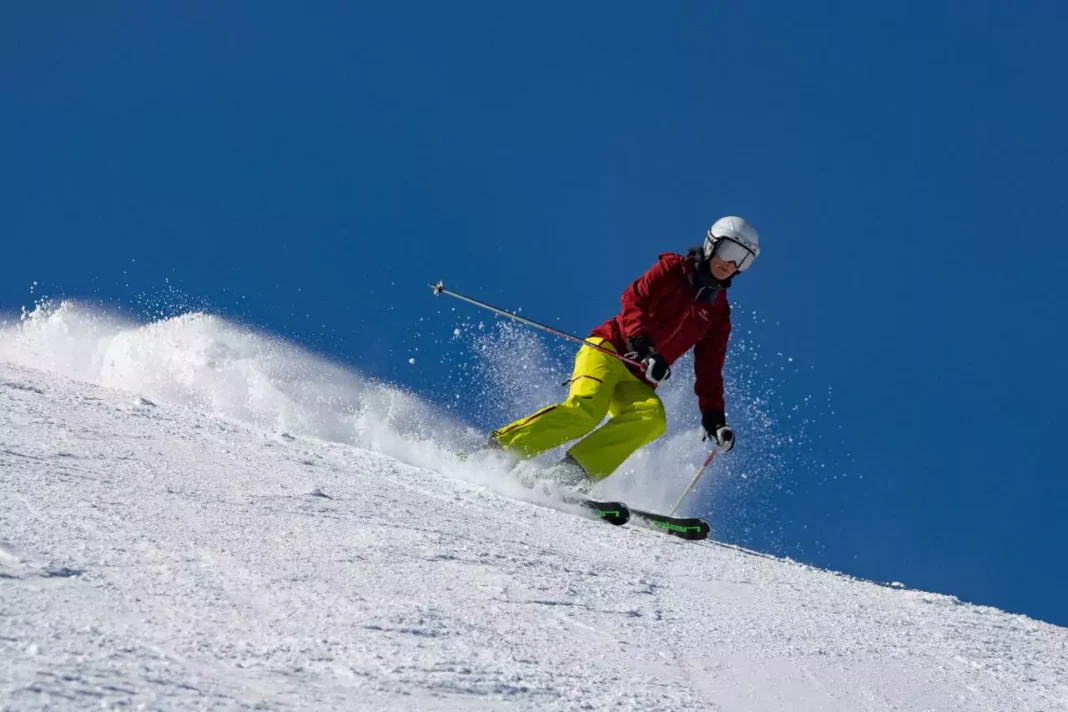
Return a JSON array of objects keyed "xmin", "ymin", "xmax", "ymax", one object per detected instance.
[{"xmin": 492, "ymin": 338, "xmax": 667, "ymax": 480}]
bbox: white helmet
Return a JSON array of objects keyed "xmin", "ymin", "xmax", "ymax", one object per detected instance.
[{"xmin": 704, "ymin": 216, "xmax": 760, "ymax": 272}]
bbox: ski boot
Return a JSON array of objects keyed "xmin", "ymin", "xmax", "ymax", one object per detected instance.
[
  {"xmin": 541, "ymin": 454, "xmax": 593, "ymax": 496},
  {"xmin": 456, "ymin": 434, "xmax": 505, "ymax": 462}
]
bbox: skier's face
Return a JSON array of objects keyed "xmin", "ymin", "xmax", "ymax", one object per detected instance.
[{"xmin": 709, "ymin": 255, "xmax": 738, "ymax": 281}]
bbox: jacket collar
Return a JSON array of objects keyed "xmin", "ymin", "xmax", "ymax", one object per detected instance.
[{"xmin": 686, "ymin": 247, "xmax": 731, "ymax": 303}]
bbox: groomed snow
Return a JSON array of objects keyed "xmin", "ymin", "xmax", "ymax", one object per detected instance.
[{"xmin": 1, "ymin": 306, "xmax": 1065, "ymax": 710}]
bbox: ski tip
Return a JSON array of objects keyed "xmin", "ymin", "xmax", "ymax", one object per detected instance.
[{"xmin": 630, "ymin": 509, "xmax": 711, "ymax": 541}]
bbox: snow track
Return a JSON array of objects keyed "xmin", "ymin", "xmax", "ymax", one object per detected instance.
[{"xmin": 1, "ymin": 361, "xmax": 1066, "ymax": 710}]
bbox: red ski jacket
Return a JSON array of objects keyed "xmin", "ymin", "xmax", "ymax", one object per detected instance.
[{"xmin": 589, "ymin": 251, "xmax": 731, "ymax": 416}]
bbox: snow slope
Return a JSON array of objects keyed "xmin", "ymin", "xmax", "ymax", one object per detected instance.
[{"xmin": 1, "ymin": 306, "xmax": 1066, "ymax": 710}]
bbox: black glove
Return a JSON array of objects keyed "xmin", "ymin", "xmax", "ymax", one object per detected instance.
[
  {"xmin": 624, "ymin": 335, "xmax": 655, "ymax": 361},
  {"xmin": 702, "ymin": 410, "xmax": 735, "ymax": 453},
  {"xmin": 642, "ymin": 353, "xmax": 671, "ymax": 384},
  {"xmin": 625, "ymin": 335, "xmax": 670, "ymax": 384}
]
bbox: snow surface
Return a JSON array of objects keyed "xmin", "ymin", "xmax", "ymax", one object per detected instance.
[{"xmin": 1, "ymin": 304, "xmax": 1066, "ymax": 710}]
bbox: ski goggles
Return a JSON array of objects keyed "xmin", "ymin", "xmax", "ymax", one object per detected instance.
[{"xmin": 708, "ymin": 234, "xmax": 759, "ymax": 272}]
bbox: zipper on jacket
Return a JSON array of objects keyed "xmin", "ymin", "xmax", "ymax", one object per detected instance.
[{"xmin": 657, "ymin": 316, "xmax": 690, "ymax": 359}]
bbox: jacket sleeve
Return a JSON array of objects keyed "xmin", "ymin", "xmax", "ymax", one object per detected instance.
[
  {"xmin": 618, "ymin": 255, "xmax": 678, "ymax": 344},
  {"xmin": 693, "ymin": 301, "xmax": 731, "ymax": 416}
]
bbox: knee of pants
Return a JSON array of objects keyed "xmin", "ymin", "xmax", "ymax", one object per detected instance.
[
  {"xmin": 644, "ymin": 400, "xmax": 668, "ymax": 442},
  {"xmin": 561, "ymin": 394, "xmax": 608, "ymax": 435},
  {"xmin": 616, "ymin": 394, "xmax": 667, "ymax": 445}
]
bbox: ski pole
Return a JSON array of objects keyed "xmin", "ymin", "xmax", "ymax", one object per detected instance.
[
  {"xmin": 669, "ymin": 450, "xmax": 717, "ymax": 516},
  {"xmin": 430, "ymin": 281, "xmax": 646, "ymax": 370}
]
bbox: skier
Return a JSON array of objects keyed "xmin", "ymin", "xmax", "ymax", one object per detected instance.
[{"xmin": 488, "ymin": 216, "xmax": 760, "ymax": 489}]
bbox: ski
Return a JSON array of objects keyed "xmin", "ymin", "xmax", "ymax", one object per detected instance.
[
  {"xmin": 567, "ymin": 497, "xmax": 631, "ymax": 526},
  {"xmin": 628, "ymin": 508, "xmax": 710, "ymax": 541},
  {"xmin": 555, "ymin": 490, "xmax": 630, "ymax": 525},
  {"xmin": 560, "ymin": 495, "xmax": 705, "ymax": 537}
]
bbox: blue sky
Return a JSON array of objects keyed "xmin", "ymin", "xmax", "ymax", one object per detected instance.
[{"xmin": 3, "ymin": 3, "xmax": 1067, "ymax": 625}]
